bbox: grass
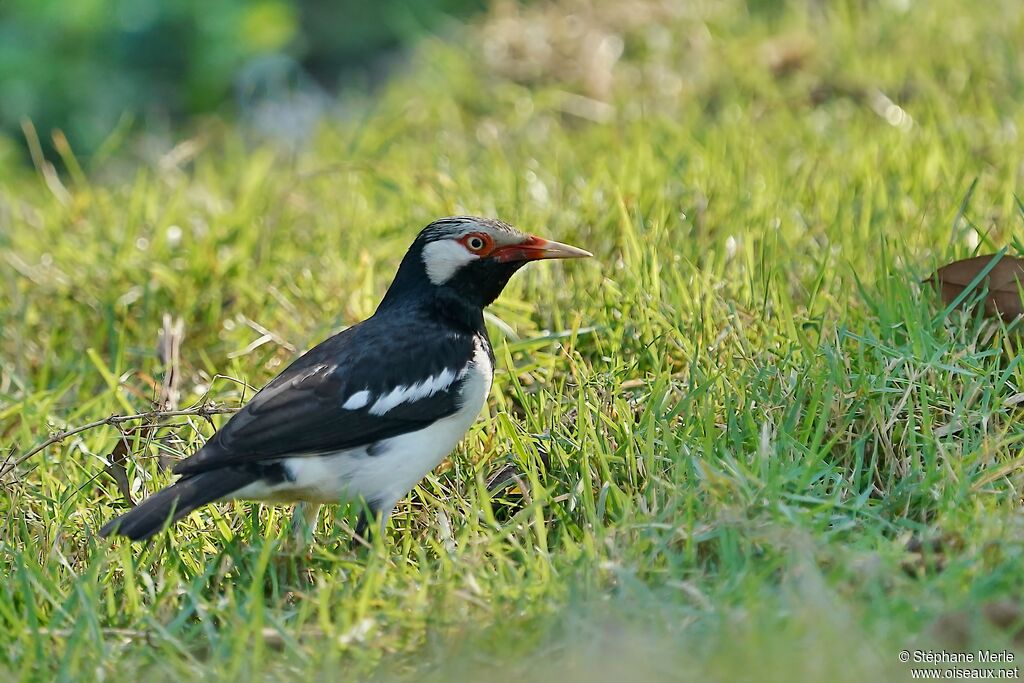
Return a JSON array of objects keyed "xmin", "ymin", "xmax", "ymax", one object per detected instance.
[{"xmin": 3, "ymin": 0, "xmax": 1024, "ymax": 680}]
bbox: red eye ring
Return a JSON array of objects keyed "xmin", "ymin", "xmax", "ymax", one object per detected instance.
[{"xmin": 461, "ymin": 233, "xmax": 492, "ymax": 254}]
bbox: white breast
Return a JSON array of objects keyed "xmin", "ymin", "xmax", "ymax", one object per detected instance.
[{"xmin": 235, "ymin": 336, "xmax": 494, "ymax": 512}]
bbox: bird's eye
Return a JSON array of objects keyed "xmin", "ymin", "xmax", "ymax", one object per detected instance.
[{"xmin": 463, "ymin": 234, "xmax": 488, "ymax": 253}]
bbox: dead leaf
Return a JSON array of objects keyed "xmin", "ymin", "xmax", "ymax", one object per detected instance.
[
  {"xmin": 103, "ymin": 434, "xmax": 135, "ymax": 506},
  {"xmin": 927, "ymin": 253, "xmax": 1024, "ymax": 320},
  {"xmin": 931, "ymin": 599, "xmax": 1024, "ymax": 649}
]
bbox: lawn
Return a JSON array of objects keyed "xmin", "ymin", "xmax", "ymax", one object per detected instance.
[{"xmin": 3, "ymin": 0, "xmax": 1024, "ymax": 680}]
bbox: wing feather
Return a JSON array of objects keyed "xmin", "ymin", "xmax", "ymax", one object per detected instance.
[{"xmin": 174, "ymin": 318, "xmax": 478, "ymax": 475}]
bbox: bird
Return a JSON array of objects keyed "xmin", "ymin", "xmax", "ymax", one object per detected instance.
[{"xmin": 99, "ymin": 216, "xmax": 591, "ymax": 543}]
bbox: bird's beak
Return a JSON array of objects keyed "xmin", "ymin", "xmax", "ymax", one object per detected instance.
[{"xmin": 492, "ymin": 235, "xmax": 593, "ymax": 263}]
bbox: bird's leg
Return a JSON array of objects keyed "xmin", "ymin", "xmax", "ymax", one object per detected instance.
[
  {"xmin": 351, "ymin": 500, "xmax": 388, "ymax": 550},
  {"xmin": 352, "ymin": 509, "xmax": 371, "ymax": 549},
  {"xmin": 290, "ymin": 502, "xmax": 321, "ymax": 549}
]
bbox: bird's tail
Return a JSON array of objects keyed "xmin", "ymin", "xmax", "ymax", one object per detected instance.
[{"xmin": 99, "ymin": 467, "xmax": 257, "ymax": 541}]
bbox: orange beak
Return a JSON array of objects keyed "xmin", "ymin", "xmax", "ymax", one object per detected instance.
[{"xmin": 492, "ymin": 235, "xmax": 593, "ymax": 263}]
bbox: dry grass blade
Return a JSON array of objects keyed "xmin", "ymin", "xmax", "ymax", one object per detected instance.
[
  {"xmin": 927, "ymin": 253, "xmax": 1024, "ymax": 320},
  {"xmin": 157, "ymin": 314, "xmax": 185, "ymax": 411}
]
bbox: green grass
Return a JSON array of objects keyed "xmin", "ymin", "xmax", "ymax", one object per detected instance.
[{"xmin": 4, "ymin": 0, "xmax": 1024, "ymax": 680}]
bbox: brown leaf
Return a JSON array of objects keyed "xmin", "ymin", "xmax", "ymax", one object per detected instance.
[
  {"xmin": 103, "ymin": 433, "xmax": 135, "ymax": 506},
  {"xmin": 928, "ymin": 253, "xmax": 1024, "ymax": 320},
  {"xmin": 931, "ymin": 599, "xmax": 1024, "ymax": 649},
  {"xmin": 982, "ymin": 599, "xmax": 1024, "ymax": 633}
]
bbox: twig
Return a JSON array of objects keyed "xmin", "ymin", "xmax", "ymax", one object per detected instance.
[
  {"xmin": 34, "ymin": 626, "xmax": 297, "ymax": 650},
  {"xmin": 0, "ymin": 404, "xmax": 238, "ymax": 480}
]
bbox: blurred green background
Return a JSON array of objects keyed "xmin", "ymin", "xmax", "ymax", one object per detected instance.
[{"xmin": 0, "ymin": 0, "xmax": 487, "ymax": 158}]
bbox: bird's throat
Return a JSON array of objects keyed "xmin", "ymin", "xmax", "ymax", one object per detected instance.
[{"xmin": 430, "ymin": 288, "xmax": 487, "ymax": 334}]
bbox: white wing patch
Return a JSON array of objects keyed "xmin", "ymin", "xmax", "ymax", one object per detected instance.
[
  {"xmin": 342, "ymin": 390, "xmax": 371, "ymax": 410},
  {"xmin": 369, "ymin": 368, "xmax": 460, "ymax": 416},
  {"xmin": 421, "ymin": 239, "xmax": 478, "ymax": 285}
]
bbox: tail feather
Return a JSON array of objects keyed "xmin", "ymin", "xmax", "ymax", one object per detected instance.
[{"xmin": 99, "ymin": 468, "xmax": 258, "ymax": 541}]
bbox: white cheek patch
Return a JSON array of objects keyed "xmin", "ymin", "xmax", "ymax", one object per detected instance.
[
  {"xmin": 422, "ymin": 240, "xmax": 478, "ymax": 285},
  {"xmin": 342, "ymin": 390, "xmax": 371, "ymax": 410},
  {"xmin": 369, "ymin": 368, "xmax": 459, "ymax": 416}
]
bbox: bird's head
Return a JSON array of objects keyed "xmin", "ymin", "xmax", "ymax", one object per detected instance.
[{"xmin": 380, "ymin": 216, "xmax": 592, "ymax": 315}]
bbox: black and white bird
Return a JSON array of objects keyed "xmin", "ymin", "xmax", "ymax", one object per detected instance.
[{"xmin": 100, "ymin": 216, "xmax": 591, "ymax": 543}]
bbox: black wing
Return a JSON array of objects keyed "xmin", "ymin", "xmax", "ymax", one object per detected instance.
[{"xmin": 174, "ymin": 317, "xmax": 478, "ymax": 475}]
